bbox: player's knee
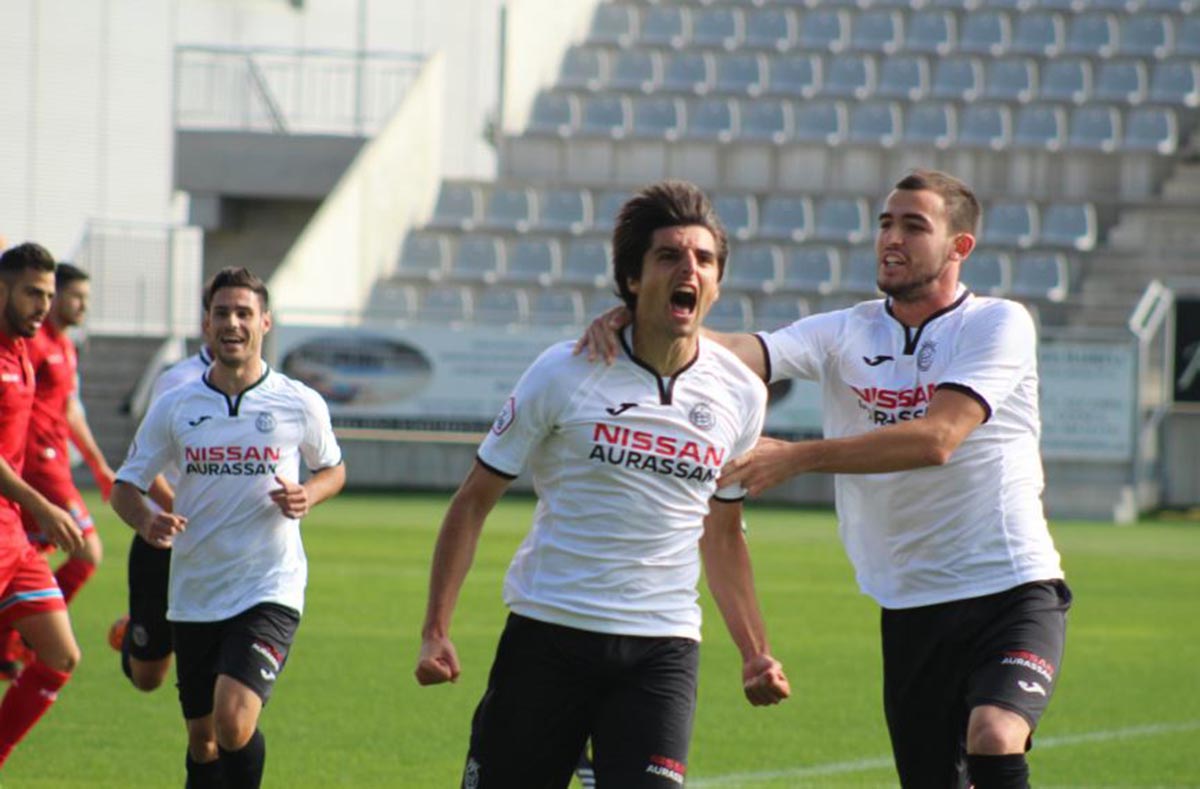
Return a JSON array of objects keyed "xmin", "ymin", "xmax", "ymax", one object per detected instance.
[
  {"xmin": 130, "ymin": 664, "xmax": 168, "ymax": 692},
  {"xmin": 40, "ymin": 644, "xmax": 81, "ymax": 674},
  {"xmin": 213, "ymin": 713, "xmax": 257, "ymax": 752},
  {"xmin": 967, "ymin": 705, "xmax": 1030, "ymax": 754},
  {"xmin": 187, "ymin": 731, "xmax": 219, "ymax": 762}
]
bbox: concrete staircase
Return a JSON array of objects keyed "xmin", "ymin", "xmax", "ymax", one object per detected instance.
[{"xmin": 75, "ymin": 335, "xmax": 165, "ymax": 476}]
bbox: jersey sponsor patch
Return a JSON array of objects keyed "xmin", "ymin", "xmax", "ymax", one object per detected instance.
[{"xmin": 491, "ymin": 396, "xmax": 516, "ymax": 436}]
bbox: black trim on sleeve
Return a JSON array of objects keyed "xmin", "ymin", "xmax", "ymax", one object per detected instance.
[
  {"xmin": 753, "ymin": 333, "xmax": 772, "ymax": 384},
  {"xmin": 113, "ymin": 477, "xmax": 149, "ymax": 496},
  {"xmin": 475, "ymin": 455, "xmax": 519, "ymax": 480},
  {"xmin": 936, "ymin": 383, "xmax": 993, "ymax": 423},
  {"xmin": 712, "ymin": 492, "xmax": 748, "ymax": 504}
]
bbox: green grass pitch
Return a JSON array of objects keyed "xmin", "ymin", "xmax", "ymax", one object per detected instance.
[{"xmin": 2, "ymin": 491, "xmax": 1198, "ymax": 787}]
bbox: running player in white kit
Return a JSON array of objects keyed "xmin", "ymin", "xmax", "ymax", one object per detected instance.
[
  {"xmin": 416, "ymin": 181, "xmax": 791, "ymax": 788},
  {"xmin": 583, "ymin": 170, "xmax": 1069, "ymax": 789}
]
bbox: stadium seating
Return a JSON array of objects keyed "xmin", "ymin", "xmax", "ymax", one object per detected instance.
[
  {"xmin": 534, "ymin": 188, "xmax": 591, "ymax": 234},
  {"xmin": 638, "ymin": 6, "xmax": 686, "ymax": 50},
  {"xmin": 429, "ymin": 182, "xmax": 481, "ymax": 231},
  {"xmin": 1011, "ymin": 252, "xmax": 1069, "ymax": 302},
  {"xmin": 876, "ymin": 55, "xmax": 929, "ymax": 101},
  {"xmin": 756, "ymin": 294, "xmax": 810, "ymax": 328},
  {"xmin": 528, "ymin": 288, "xmax": 583, "ymax": 327},
  {"xmin": 745, "ymin": 8, "xmax": 795, "ymax": 53},
  {"xmin": 904, "ymin": 10, "xmax": 956, "ymax": 56},
  {"xmin": 982, "ymin": 200, "xmax": 1039, "ymax": 248},
  {"xmin": 758, "ymin": 195, "xmax": 814, "ymax": 242},
  {"xmin": 503, "ymin": 238, "xmax": 561, "ymax": 286},
  {"xmin": 448, "ymin": 235, "xmax": 505, "ymax": 283},
  {"xmin": 394, "ymin": 231, "xmax": 448, "ymax": 281},
  {"xmin": 726, "ymin": 243, "xmax": 781, "ymax": 293},
  {"xmin": 766, "ymin": 54, "xmax": 821, "ymax": 98},
  {"xmin": 481, "ymin": 186, "xmax": 535, "ymax": 232},
  {"xmin": 473, "ymin": 286, "xmax": 527, "ymax": 326},
  {"xmin": 780, "ymin": 245, "xmax": 839, "ymax": 295},
  {"xmin": 961, "ymin": 251, "xmax": 1010, "ymax": 296},
  {"xmin": 417, "ymin": 285, "xmax": 472, "ymax": 324},
  {"xmin": 561, "ymin": 239, "xmax": 610, "ymax": 288}
]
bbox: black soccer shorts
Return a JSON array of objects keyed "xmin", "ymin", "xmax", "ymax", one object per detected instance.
[
  {"xmin": 463, "ymin": 613, "xmax": 699, "ymax": 788},
  {"xmin": 172, "ymin": 602, "xmax": 300, "ymax": 720},
  {"xmin": 126, "ymin": 534, "xmax": 173, "ymax": 661},
  {"xmin": 881, "ymin": 579, "xmax": 1072, "ymax": 789}
]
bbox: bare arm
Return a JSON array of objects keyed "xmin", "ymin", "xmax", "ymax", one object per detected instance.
[
  {"xmin": 147, "ymin": 474, "xmax": 174, "ymax": 512},
  {"xmin": 67, "ymin": 396, "xmax": 115, "ymax": 500},
  {"xmin": 415, "ymin": 461, "xmax": 512, "ymax": 686},
  {"xmin": 269, "ymin": 462, "xmax": 347, "ymax": 519},
  {"xmin": 721, "ymin": 388, "xmax": 987, "ymax": 496},
  {"xmin": 700, "ymin": 499, "xmax": 790, "ymax": 706},
  {"xmin": 0, "ymin": 455, "xmax": 83, "ymax": 552},
  {"xmin": 111, "ymin": 480, "xmax": 187, "ymax": 548}
]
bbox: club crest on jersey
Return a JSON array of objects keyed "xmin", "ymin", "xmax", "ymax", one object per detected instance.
[
  {"xmin": 492, "ymin": 397, "xmax": 516, "ymax": 436},
  {"xmin": 255, "ymin": 412, "xmax": 277, "ymax": 433},
  {"xmin": 917, "ymin": 340, "xmax": 937, "ymax": 371},
  {"xmin": 688, "ymin": 402, "xmax": 715, "ymax": 431}
]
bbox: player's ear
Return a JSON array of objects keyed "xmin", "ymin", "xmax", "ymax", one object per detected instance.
[
  {"xmin": 952, "ymin": 233, "xmax": 976, "ymax": 261},
  {"xmin": 262, "ymin": 309, "xmax": 272, "ymax": 334}
]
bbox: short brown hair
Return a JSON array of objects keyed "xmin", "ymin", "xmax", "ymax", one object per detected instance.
[
  {"xmin": 0, "ymin": 242, "xmax": 56, "ymax": 282},
  {"xmin": 611, "ymin": 181, "xmax": 728, "ymax": 311},
  {"xmin": 893, "ymin": 169, "xmax": 981, "ymax": 235},
  {"xmin": 203, "ymin": 267, "xmax": 270, "ymax": 312}
]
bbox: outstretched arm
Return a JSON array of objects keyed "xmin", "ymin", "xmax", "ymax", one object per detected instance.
[
  {"xmin": 415, "ymin": 461, "xmax": 512, "ymax": 686},
  {"xmin": 721, "ymin": 388, "xmax": 987, "ymax": 496},
  {"xmin": 701, "ymin": 499, "xmax": 790, "ymax": 707}
]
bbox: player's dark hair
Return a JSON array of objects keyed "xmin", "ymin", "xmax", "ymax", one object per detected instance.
[
  {"xmin": 54, "ymin": 262, "xmax": 89, "ymax": 289},
  {"xmin": 894, "ymin": 169, "xmax": 981, "ymax": 236},
  {"xmin": 611, "ymin": 180, "xmax": 728, "ymax": 311},
  {"xmin": 203, "ymin": 266, "xmax": 270, "ymax": 312},
  {"xmin": 0, "ymin": 242, "xmax": 56, "ymax": 283}
]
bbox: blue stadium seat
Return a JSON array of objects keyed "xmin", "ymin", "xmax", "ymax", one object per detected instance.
[
  {"xmin": 559, "ymin": 47, "xmax": 604, "ymax": 92},
  {"xmin": 1011, "ymin": 252, "xmax": 1068, "ymax": 302},
  {"xmin": 798, "ymin": 9, "xmax": 849, "ymax": 53},
  {"xmin": 714, "ymin": 52, "xmax": 767, "ymax": 96},
  {"xmin": 958, "ymin": 103, "xmax": 1011, "ymax": 150},
  {"xmin": 759, "ymin": 195, "xmax": 814, "ymax": 243},
  {"xmin": 630, "ymin": 96, "xmax": 684, "ymax": 140},
  {"xmin": 691, "ymin": 7, "xmax": 742, "ymax": 51},
  {"xmin": 1067, "ymin": 105, "xmax": 1120, "ymax": 152},
  {"xmin": 579, "ymin": 95, "xmax": 630, "ymax": 139},
  {"xmin": 904, "ymin": 10, "xmax": 956, "ymax": 56},
  {"xmin": 1039, "ymin": 58, "xmax": 1091, "ymax": 104},
  {"xmin": 582, "ymin": 288, "xmax": 623, "ymax": 323},
  {"xmin": 593, "ymin": 191, "xmax": 629, "ymax": 231},
  {"xmin": 819, "ymin": 54, "xmax": 876, "ymax": 100},
  {"xmin": 1012, "ymin": 103, "xmax": 1067, "ymax": 151},
  {"xmin": 982, "ymin": 201, "xmax": 1039, "ymax": 248},
  {"xmin": 756, "ymin": 294, "xmax": 810, "ymax": 329},
  {"xmin": 876, "ymin": 55, "xmax": 929, "ymax": 101},
  {"xmin": 931, "ymin": 55, "xmax": 984, "ymax": 101},
  {"xmin": 958, "ymin": 10, "xmax": 1010, "ymax": 56},
  {"xmin": 527, "ymin": 92, "xmax": 578, "ymax": 137},
  {"xmin": 737, "ymin": 98, "xmax": 792, "ymax": 143},
  {"xmin": 840, "ymin": 248, "xmax": 880, "ymax": 296},
  {"xmin": 780, "ymin": 245, "xmax": 839, "ymax": 295},
  {"xmin": 661, "ymin": 52, "xmax": 714, "ymax": 95},
  {"xmin": 848, "ymin": 101, "xmax": 902, "ymax": 147},
  {"xmin": 528, "ymin": 288, "xmax": 583, "ymax": 327},
  {"xmin": 481, "ymin": 186, "xmax": 535, "ymax": 232},
  {"xmin": 504, "ymin": 238, "xmax": 561, "ymax": 286},
  {"xmin": 724, "ymin": 243, "xmax": 780, "ymax": 293},
  {"xmin": 744, "ymin": 8, "xmax": 795, "ymax": 52},
  {"xmin": 368, "ymin": 281, "xmax": 417, "ymax": 320},
  {"xmin": 1064, "ymin": 13, "xmax": 1118, "ymax": 59},
  {"xmin": 418, "ymin": 285, "xmax": 472, "ymax": 324},
  {"xmin": 960, "ymin": 251, "xmax": 1010, "ymax": 296},
  {"xmin": 1094, "ymin": 60, "xmax": 1148, "ymax": 104},
  {"xmin": 449, "ymin": 235, "xmax": 505, "ymax": 283},
  {"xmin": 394, "ymin": 231, "xmax": 449, "ymax": 281},
  {"xmin": 429, "ymin": 182, "xmax": 482, "ymax": 231},
  {"xmin": 904, "ymin": 102, "xmax": 956, "ymax": 148},
  {"xmin": 713, "ymin": 193, "xmax": 757, "ymax": 241},
  {"xmin": 473, "ymin": 286, "xmax": 527, "ymax": 326},
  {"xmin": 587, "ymin": 4, "xmax": 635, "ymax": 48},
  {"xmin": 1149, "ymin": 60, "xmax": 1200, "ymax": 107},
  {"xmin": 535, "ymin": 188, "xmax": 591, "ymax": 234},
  {"xmin": 1123, "ymin": 106, "xmax": 1177, "ymax": 154},
  {"xmin": 1010, "ymin": 11, "xmax": 1063, "ymax": 57},
  {"xmin": 1117, "ymin": 13, "xmax": 1171, "ymax": 60},
  {"xmin": 793, "ymin": 98, "xmax": 846, "ymax": 144},
  {"xmin": 608, "ymin": 50, "xmax": 660, "ymax": 94},
  {"xmin": 561, "ymin": 239, "xmax": 611, "ymax": 288},
  {"xmin": 1177, "ymin": 16, "xmax": 1200, "ymax": 57},
  {"xmin": 813, "ymin": 197, "xmax": 871, "ymax": 245},
  {"xmin": 849, "ymin": 10, "xmax": 904, "ymax": 55},
  {"xmin": 1040, "ymin": 203, "xmax": 1097, "ymax": 251},
  {"xmin": 984, "ymin": 57, "xmax": 1037, "ymax": 103},
  {"xmin": 683, "ymin": 97, "xmax": 738, "ymax": 142},
  {"xmin": 638, "ymin": 5, "xmax": 687, "ymax": 50},
  {"xmin": 705, "ymin": 295, "xmax": 753, "ymax": 332},
  {"xmin": 765, "ymin": 54, "xmax": 821, "ymax": 98}
]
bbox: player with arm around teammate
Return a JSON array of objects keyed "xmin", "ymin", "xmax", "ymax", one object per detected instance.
[
  {"xmin": 111, "ymin": 267, "xmax": 345, "ymax": 789},
  {"xmin": 416, "ymin": 181, "xmax": 790, "ymax": 788},
  {"xmin": 581, "ymin": 170, "xmax": 1070, "ymax": 789}
]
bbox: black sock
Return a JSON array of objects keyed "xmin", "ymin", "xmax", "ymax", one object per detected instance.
[
  {"xmin": 219, "ymin": 729, "xmax": 266, "ymax": 789},
  {"xmin": 120, "ymin": 626, "xmax": 133, "ymax": 682},
  {"xmin": 967, "ymin": 753, "xmax": 1030, "ymax": 789},
  {"xmin": 185, "ymin": 751, "xmax": 224, "ymax": 789}
]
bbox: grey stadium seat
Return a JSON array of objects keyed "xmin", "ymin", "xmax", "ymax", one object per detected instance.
[
  {"xmin": 982, "ymin": 201, "xmax": 1039, "ymax": 249},
  {"xmin": 756, "ymin": 295, "xmax": 810, "ymax": 329},
  {"xmin": 960, "ymin": 251, "xmax": 1010, "ymax": 296},
  {"xmin": 418, "ymin": 285, "xmax": 472, "ymax": 324},
  {"xmin": 535, "ymin": 188, "xmax": 590, "ymax": 234},
  {"xmin": 798, "ymin": 10, "xmax": 849, "ymax": 53},
  {"xmin": 527, "ymin": 92, "xmax": 578, "ymax": 137},
  {"xmin": 840, "ymin": 248, "xmax": 880, "ymax": 296},
  {"xmin": 714, "ymin": 53, "xmax": 767, "ymax": 96},
  {"xmin": 449, "ymin": 235, "xmax": 505, "ymax": 283},
  {"xmin": 559, "ymin": 47, "xmax": 604, "ymax": 92},
  {"xmin": 1177, "ymin": 16, "xmax": 1200, "ymax": 57},
  {"xmin": 579, "ymin": 95, "xmax": 630, "ymax": 139},
  {"xmin": 528, "ymin": 289, "xmax": 583, "ymax": 327},
  {"xmin": 1117, "ymin": 14, "xmax": 1171, "ymax": 60},
  {"xmin": 630, "ymin": 96, "xmax": 684, "ymax": 140},
  {"xmin": 850, "ymin": 10, "xmax": 904, "ymax": 55},
  {"xmin": 394, "ymin": 231, "xmax": 449, "ymax": 281},
  {"xmin": 587, "ymin": 4, "xmax": 635, "ymax": 48},
  {"xmin": 904, "ymin": 10, "xmax": 955, "ymax": 57},
  {"xmin": 931, "ymin": 56, "xmax": 984, "ymax": 101},
  {"xmin": 684, "ymin": 97, "xmax": 737, "ymax": 142},
  {"xmin": 780, "ymin": 245, "xmax": 838, "ymax": 295},
  {"xmin": 983, "ymin": 57, "xmax": 1037, "ymax": 103},
  {"xmin": 1064, "ymin": 13, "xmax": 1118, "ymax": 59},
  {"xmin": 793, "ymin": 99, "xmax": 846, "ymax": 145},
  {"xmin": 661, "ymin": 52, "xmax": 713, "ymax": 95},
  {"xmin": 429, "ymin": 182, "xmax": 481, "ymax": 231},
  {"xmin": 1094, "ymin": 60, "xmax": 1148, "ymax": 105},
  {"xmin": 481, "ymin": 186, "xmax": 535, "ymax": 232},
  {"xmin": 593, "ymin": 191, "xmax": 629, "ymax": 231},
  {"xmin": 691, "ymin": 7, "xmax": 742, "ymax": 51},
  {"xmin": 848, "ymin": 101, "xmax": 902, "ymax": 147},
  {"xmin": 1012, "ymin": 103, "xmax": 1066, "ymax": 151},
  {"xmin": 1067, "ymin": 105, "xmax": 1121, "ymax": 152},
  {"xmin": 876, "ymin": 55, "xmax": 929, "ymax": 101},
  {"xmin": 503, "ymin": 238, "xmax": 561, "ymax": 285},
  {"xmin": 958, "ymin": 10, "xmax": 1010, "ymax": 57},
  {"xmin": 713, "ymin": 193, "xmax": 757, "ymax": 241},
  {"xmin": 724, "ymin": 243, "xmax": 780, "ymax": 293},
  {"xmin": 1039, "ymin": 58, "xmax": 1091, "ymax": 104},
  {"xmin": 1123, "ymin": 106, "xmax": 1177, "ymax": 154},
  {"xmin": 813, "ymin": 197, "xmax": 871, "ymax": 245},
  {"xmin": 1011, "ymin": 253, "xmax": 1068, "ymax": 302},
  {"xmin": 1149, "ymin": 60, "xmax": 1200, "ymax": 107},
  {"xmin": 958, "ymin": 103, "xmax": 1011, "ymax": 150},
  {"xmin": 1040, "ymin": 203, "xmax": 1097, "ymax": 251},
  {"xmin": 758, "ymin": 195, "xmax": 814, "ymax": 243},
  {"xmin": 737, "ymin": 98, "xmax": 791, "ymax": 143},
  {"xmin": 744, "ymin": 8, "xmax": 795, "ymax": 52},
  {"xmin": 765, "ymin": 54, "xmax": 821, "ymax": 99},
  {"xmin": 608, "ymin": 50, "xmax": 660, "ymax": 94},
  {"xmin": 473, "ymin": 286, "xmax": 527, "ymax": 326},
  {"xmin": 705, "ymin": 295, "xmax": 753, "ymax": 332},
  {"xmin": 638, "ymin": 5, "xmax": 687, "ymax": 50},
  {"xmin": 904, "ymin": 102, "xmax": 956, "ymax": 148},
  {"xmin": 368, "ymin": 281, "xmax": 417, "ymax": 320},
  {"xmin": 1010, "ymin": 12, "xmax": 1063, "ymax": 57},
  {"xmin": 561, "ymin": 239, "xmax": 611, "ymax": 288},
  {"xmin": 819, "ymin": 54, "xmax": 875, "ymax": 100}
]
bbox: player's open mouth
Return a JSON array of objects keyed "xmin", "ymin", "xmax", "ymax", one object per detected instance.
[
  {"xmin": 670, "ymin": 288, "xmax": 697, "ymax": 317},
  {"xmin": 881, "ymin": 253, "xmax": 906, "ymax": 269}
]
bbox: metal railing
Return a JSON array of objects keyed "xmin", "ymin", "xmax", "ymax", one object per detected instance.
[
  {"xmin": 69, "ymin": 221, "xmax": 203, "ymax": 336},
  {"xmin": 174, "ymin": 45, "xmax": 424, "ymax": 137}
]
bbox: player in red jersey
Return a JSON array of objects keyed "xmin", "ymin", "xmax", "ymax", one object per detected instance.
[
  {"xmin": 0, "ymin": 242, "xmax": 86, "ymax": 770},
  {"xmin": 0, "ymin": 264, "xmax": 116, "ymax": 674}
]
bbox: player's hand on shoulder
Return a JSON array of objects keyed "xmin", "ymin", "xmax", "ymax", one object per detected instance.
[
  {"xmin": 573, "ymin": 304, "xmax": 631, "ymax": 365},
  {"xmin": 269, "ymin": 475, "xmax": 310, "ymax": 519},
  {"xmin": 742, "ymin": 653, "xmax": 791, "ymax": 707},
  {"xmin": 720, "ymin": 437, "xmax": 803, "ymax": 497},
  {"xmin": 415, "ymin": 636, "xmax": 461, "ymax": 686},
  {"xmin": 36, "ymin": 502, "xmax": 85, "ymax": 553}
]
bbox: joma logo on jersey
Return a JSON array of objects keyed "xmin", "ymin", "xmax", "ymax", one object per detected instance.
[
  {"xmin": 851, "ymin": 383, "xmax": 938, "ymax": 409},
  {"xmin": 592, "ymin": 423, "xmax": 726, "ymax": 466},
  {"xmin": 184, "ymin": 446, "xmax": 283, "ymax": 462}
]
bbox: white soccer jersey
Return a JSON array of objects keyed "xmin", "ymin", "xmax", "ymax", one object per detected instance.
[
  {"xmin": 761, "ymin": 290, "xmax": 1063, "ymax": 609},
  {"xmin": 117, "ymin": 365, "xmax": 342, "ymax": 622},
  {"xmin": 478, "ymin": 329, "xmax": 767, "ymax": 641}
]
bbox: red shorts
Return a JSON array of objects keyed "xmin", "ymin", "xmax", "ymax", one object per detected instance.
[
  {"xmin": 0, "ymin": 542, "xmax": 66, "ymax": 629},
  {"xmin": 20, "ymin": 474, "xmax": 95, "ymax": 551}
]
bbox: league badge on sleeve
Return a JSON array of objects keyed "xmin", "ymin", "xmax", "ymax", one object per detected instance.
[{"xmin": 492, "ymin": 397, "xmax": 516, "ymax": 436}]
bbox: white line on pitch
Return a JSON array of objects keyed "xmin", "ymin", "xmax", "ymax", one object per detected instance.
[{"xmin": 687, "ymin": 720, "xmax": 1200, "ymax": 787}]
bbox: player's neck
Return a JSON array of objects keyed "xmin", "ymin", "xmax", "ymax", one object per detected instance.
[
  {"xmin": 208, "ymin": 357, "xmax": 265, "ymax": 395},
  {"xmin": 630, "ymin": 326, "xmax": 698, "ymax": 377},
  {"xmin": 888, "ymin": 280, "xmax": 961, "ymax": 328}
]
